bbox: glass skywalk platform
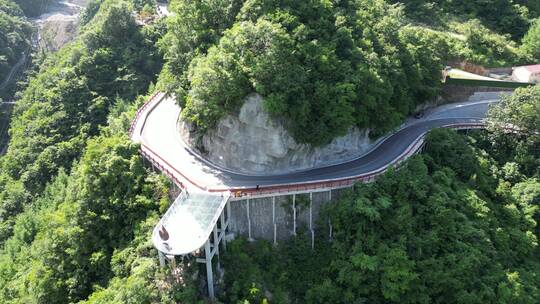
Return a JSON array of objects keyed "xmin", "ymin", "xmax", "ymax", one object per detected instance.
[{"xmin": 152, "ymin": 190, "xmax": 230, "ymax": 256}]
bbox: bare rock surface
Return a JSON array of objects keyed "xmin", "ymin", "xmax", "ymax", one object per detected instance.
[
  {"xmin": 179, "ymin": 94, "xmax": 377, "ymax": 175},
  {"xmin": 33, "ymin": 0, "xmax": 88, "ymax": 52}
]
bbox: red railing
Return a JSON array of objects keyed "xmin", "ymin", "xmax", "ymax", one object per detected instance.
[
  {"xmin": 131, "ymin": 93, "xmax": 487, "ymax": 198},
  {"xmin": 129, "ymin": 92, "xmax": 161, "ymax": 138},
  {"xmin": 140, "ymin": 143, "xmax": 210, "ymax": 191},
  {"xmin": 226, "ymin": 122, "xmax": 486, "ymax": 198}
]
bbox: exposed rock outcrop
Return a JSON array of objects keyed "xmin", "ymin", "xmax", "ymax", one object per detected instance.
[
  {"xmin": 179, "ymin": 94, "xmax": 377, "ymax": 175},
  {"xmin": 35, "ymin": 0, "xmax": 88, "ymax": 52}
]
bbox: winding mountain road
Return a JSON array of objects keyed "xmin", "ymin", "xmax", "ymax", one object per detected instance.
[
  {"xmin": 133, "ymin": 93, "xmax": 501, "ymax": 259},
  {"xmin": 132, "ymin": 94, "xmax": 497, "ymax": 195}
]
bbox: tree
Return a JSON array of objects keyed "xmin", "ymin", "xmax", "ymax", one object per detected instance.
[
  {"xmin": 522, "ymin": 19, "xmax": 540, "ymax": 60},
  {"xmin": 487, "ymin": 85, "xmax": 540, "ymax": 176}
]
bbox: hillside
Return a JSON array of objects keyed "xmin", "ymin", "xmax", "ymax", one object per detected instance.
[{"xmin": 159, "ymin": 0, "xmax": 539, "ymax": 147}]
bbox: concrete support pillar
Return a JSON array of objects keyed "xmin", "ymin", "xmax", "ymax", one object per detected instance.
[
  {"xmin": 246, "ymin": 199, "xmax": 252, "ymax": 241},
  {"xmin": 204, "ymin": 240, "xmax": 214, "ymax": 299},
  {"xmin": 292, "ymin": 194, "xmax": 297, "ymax": 236},
  {"xmin": 158, "ymin": 250, "xmax": 166, "ymax": 267},
  {"xmin": 328, "ymin": 218, "xmax": 333, "ymax": 241},
  {"xmin": 328, "ymin": 190, "xmax": 333, "ymax": 241},
  {"xmin": 213, "ymin": 225, "xmax": 220, "ymax": 272},
  {"xmin": 309, "ymin": 192, "xmax": 313, "ymax": 230},
  {"xmin": 220, "ymin": 209, "xmax": 227, "ymax": 251},
  {"xmin": 169, "ymin": 254, "xmax": 177, "ymax": 270},
  {"xmin": 272, "ymin": 196, "xmax": 277, "ymax": 245},
  {"xmin": 227, "ymin": 199, "xmax": 231, "ymax": 220},
  {"xmin": 309, "ymin": 192, "xmax": 314, "ymax": 250}
]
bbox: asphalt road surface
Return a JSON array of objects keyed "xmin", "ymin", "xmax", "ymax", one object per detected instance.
[{"xmin": 139, "ymin": 96, "xmax": 497, "ymax": 191}]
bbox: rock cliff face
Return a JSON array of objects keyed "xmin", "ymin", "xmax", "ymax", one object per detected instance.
[{"xmin": 179, "ymin": 94, "xmax": 377, "ymax": 175}]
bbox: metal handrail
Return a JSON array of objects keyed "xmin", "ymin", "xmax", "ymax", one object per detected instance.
[{"xmin": 129, "ymin": 92, "xmax": 161, "ymax": 137}]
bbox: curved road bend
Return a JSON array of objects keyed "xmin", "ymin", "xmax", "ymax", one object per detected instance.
[{"xmin": 139, "ymin": 96, "xmax": 497, "ymax": 191}]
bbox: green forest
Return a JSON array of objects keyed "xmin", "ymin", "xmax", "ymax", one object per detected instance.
[
  {"xmin": 0, "ymin": 0, "xmax": 539, "ymax": 303},
  {"xmin": 159, "ymin": 0, "xmax": 540, "ymax": 145}
]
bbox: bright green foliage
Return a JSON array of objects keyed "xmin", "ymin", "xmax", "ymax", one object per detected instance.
[
  {"xmin": 450, "ymin": 19, "xmax": 524, "ymax": 66},
  {"xmin": 158, "ymin": 0, "xmax": 243, "ymax": 98},
  {"xmin": 487, "ymin": 85, "xmax": 540, "ymax": 176},
  {"xmin": 0, "ymin": 0, "xmax": 163, "ymax": 240},
  {"xmin": 221, "ymin": 129, "xmax": 540, "ymax": 303},
  {"xmin": 522, "ymin": 19, "xmax": 540, "ymax": 60},
  {"xmin": 163, "ymin": 0, "xmax": 451, "ymax": 145},
  {"xmin": 0, "ymin": 134, "xmax": 181, "ymax": 303},
  {"xmin": 0, "ymin": 0, "xmax": 32, "ymax": 85},
  {"xmin": 424, "ymin": 128, "xmax": 478, "ymax": 179}
]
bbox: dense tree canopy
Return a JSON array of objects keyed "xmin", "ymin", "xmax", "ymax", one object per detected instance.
[
  {"xmin": 0, "ymin": 0, "xmax": 163, "ymax": 240},
  {"xmin": 486, "ymin": 85, "xmax": 540, "ymax": 177},
  {"xmin": 162, "ymin": 0, "xmax": 455, "ymax": 145},
  {"xmin": 391, "ymin": 0, "xmax": 537, "ymax": 41},
  {"xmin": 522, "ymin": 19, "xmax": 540, "ymax": 61},
  {"xmin": 0, "ymin": 1, "xmax": 197, "ymax": 303},
  {"xmin": 160, "ymin": 0, "xmax": 532, "ymax": 146}
]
